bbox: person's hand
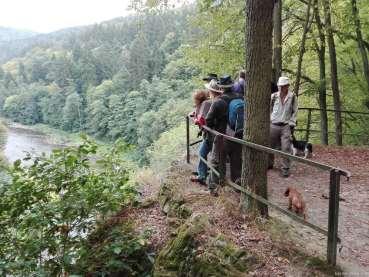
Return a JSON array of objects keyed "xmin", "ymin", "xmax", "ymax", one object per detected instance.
[
  {"xmin": 188, "ymin": 111, "xmax": 195, "ymax": 117},
  {"xmin": 195, "ymin": 116, "xmax": 206, "ymax": 127}
]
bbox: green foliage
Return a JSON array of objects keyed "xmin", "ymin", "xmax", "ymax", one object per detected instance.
[
  {"xmin": 76, "ymin": 221, "xmax": 152, "ymax": 276},
  {"xmin": 0, "ymin": 138, "xmax": 138, "ymax": 275}
]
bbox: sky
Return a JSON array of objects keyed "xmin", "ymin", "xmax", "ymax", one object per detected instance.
[{"xmin": 0, "ymin": 0, "xmax": 132, "ymax": 33}]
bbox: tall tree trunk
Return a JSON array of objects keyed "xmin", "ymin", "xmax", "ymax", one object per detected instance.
[
  {"xmin": 241, "ymin": 0, "xmax": 274, "ymax": 217},
  {"xmin": 314, "ymin": 0, "xmax": 329, "ymax": 145},
  {"xmin": 351, "ymin": 0, "xmax": 369, "ymax": 92},
  {"xmin": 294, "ymin": 0, "xmax": 313, "ymax": 96},
  {"xmin": 323, "ymin": 0, "xmax": 343, "ymax": 145},
  {"xmin": 273, "ymin": 0, "xmax": 282, "ymax": 83}
]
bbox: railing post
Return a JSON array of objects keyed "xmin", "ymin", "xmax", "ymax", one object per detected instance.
[
  {"xmin": 186, "ymin": 116, "xmax": 190, "ymax": 164},
  {"xmin": 327, "ymin": 169, "xmax": 340, "ymax": 266},
  {"xmin": 305, "ymin": 108, "xmax": 312, "ymax": 142}
]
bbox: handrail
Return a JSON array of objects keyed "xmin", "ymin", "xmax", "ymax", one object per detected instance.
[
  {"xmin": 299, "ymin": 107, "xmax": 369, "ymax": 115},
  {"xmin": 201, "ymin": 124, "xmax": 350, "ymax": 177}
]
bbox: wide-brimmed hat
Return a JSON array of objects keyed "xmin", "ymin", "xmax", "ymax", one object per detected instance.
[
  {"xmin": 205, "ymin": 79, "xmax": 223, "ymax": 93},
  {"xmin": 202, "ymin": 73, "xmax": 218, "ymax": 82},
  {"xmin": 277, "ymin": 76, "xmax": 290, "ymax": 86},
  {"xmin": 217, "ymin": 75, "xmax": 234, "ymax": 88}
]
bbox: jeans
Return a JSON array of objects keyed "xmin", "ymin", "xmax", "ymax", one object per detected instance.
[{"xmin": 197, "ymin": 139, "xmax": 212, "ymax": 181}]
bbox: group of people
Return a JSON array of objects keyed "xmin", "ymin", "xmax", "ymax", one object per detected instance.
[{"xmin": 189, "ymin": 71, "xmax": 298, "ymax": 196}]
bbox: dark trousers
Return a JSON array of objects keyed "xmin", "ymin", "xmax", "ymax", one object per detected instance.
[{"xmin": 225, "ymin": 140, "xmax": 242, "ymax": 183}]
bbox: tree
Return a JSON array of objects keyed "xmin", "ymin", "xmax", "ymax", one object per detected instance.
[
  {"xmin": 62, "ymin": 92, "xmax": 83, "ymax": 132},
  {"xmin": 313, "ymin": 0, "xmax": 329, "ymax": 144},
  {"xmin": 241, "ymin": 0, "xmax": 274, "ymax": 217},
  {"xmin": 293, "ymin": 0, "xmax": 313, "ymax": 96},
  {"xmin": 351, "ymin": 0, "xmax": 369, "ymax": 93},
  {"xmin": 323, "ymin": 0, "xmax": 343, "ymax": 145},
  {"xmin": 273, "ymin": 0, "xmax": 282, "ymax": 83}
]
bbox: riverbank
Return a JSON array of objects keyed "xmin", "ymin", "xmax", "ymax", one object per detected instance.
[{"xmin": 0, "ymin": 120, "xmax": 7, "ymax": 167}]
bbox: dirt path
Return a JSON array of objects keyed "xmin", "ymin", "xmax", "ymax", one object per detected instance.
[{"xmin": 268, "ymin": 145, "xmax": 369, "ymax": 272}]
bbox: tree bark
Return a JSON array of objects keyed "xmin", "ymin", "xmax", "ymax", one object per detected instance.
[
  {"xmin": 241, "ymin": 0, "xmax": 274, "ymax": 217},
  {"xmin": 322, "ymin": 0, "xmax": 343, "ymax": 145},
  {"xmin": 314, "ymin": 0, "xmax": 329, "ymax": 145},
  {"xmin": 273, "ymin": 0, "xmax": 282, "ymax": 83},
  {"xmin": 351, "ymin": 0, "xmax": 369, "ymax": 93},
  {"xmin": 294, "ymin": 0, "xmax": 313, "ymax": 97}
]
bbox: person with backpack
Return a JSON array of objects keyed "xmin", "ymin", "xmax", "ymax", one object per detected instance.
[
  {"xmin": 189, "ymin": 90, "xmax": 213, "ymax": 186},
  {"xmin": 269, "ymin": 76, "xmax": 298, "ymax": 177},
  {"xmin": 206, "ymin": 76, "xmax": 244, "ymax": 195},
  {"xmin": 219, "ymin": 76, "xmax": 244, "ymax": 184}
]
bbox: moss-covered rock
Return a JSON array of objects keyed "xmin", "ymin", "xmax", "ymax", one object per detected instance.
[
  {"xmin": 158, "ymin": 180, "xmax": 192, "ymax": 219},
  {"xmin": 154, "ymin": 214, "xmax": 258, "ymax": 277}
]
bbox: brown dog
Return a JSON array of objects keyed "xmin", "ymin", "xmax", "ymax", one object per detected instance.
[{"xmin": 284, "ymin": 187, "xmax": 306, "ymax": 220}]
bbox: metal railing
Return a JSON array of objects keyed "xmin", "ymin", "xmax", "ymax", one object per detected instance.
[
  {"xmin": 185, "ymin": 115, "xmax": 351, "ymax": 266},
  {"xmin": 296, "ymin": 107, "xmax": 369, "ymax": 144}
]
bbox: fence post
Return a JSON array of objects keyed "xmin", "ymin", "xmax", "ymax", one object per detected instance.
[
  {"xmin": 186, "ymin": 116, "xmax": 190, "ymax": 164},
  {"xmin": 305, "ymin": 108, "xmax": 312, "ymax": 141},
  {"xmin": 327, "ymin": 169, "xmax": 340, "ymax": 266}
]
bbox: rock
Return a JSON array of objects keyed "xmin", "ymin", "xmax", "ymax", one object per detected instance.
[
  {"xmin": 158, "ymin": 180, "xmax": 192, "ymax": 219},
  {"xmin": 153, "ymin": 214, "xmax": 258, "ymax": 277}
]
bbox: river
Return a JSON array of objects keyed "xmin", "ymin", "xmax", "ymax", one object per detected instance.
[{"xmin": 4, "ymin": 124, "xmax": 64, "ymax": 164}]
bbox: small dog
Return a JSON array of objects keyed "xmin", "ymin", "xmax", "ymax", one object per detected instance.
[
  {"xmin": 284, "ymin": 187, "xmax": 306, "ymax": 220},
  {"xmin": 291, "ymin": 135, "xmax": 313, "ymax": 158}
]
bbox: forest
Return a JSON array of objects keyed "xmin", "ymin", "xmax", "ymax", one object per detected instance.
[{"xmin": 0, "ymin": 0, "xmax": 368, "ymax": 275}]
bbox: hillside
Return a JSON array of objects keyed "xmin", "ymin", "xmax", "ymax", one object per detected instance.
[{"xmin": 0, "ymin": 26, "xmax": 37, "ymax": 42}]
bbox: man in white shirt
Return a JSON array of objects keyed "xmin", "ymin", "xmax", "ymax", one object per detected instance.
[{"xmin": 269, "ymin": 76, "xmax": 298, "ymax": 177}]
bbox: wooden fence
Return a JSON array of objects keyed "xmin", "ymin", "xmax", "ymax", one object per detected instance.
[{"xmin": 185, "ymin": 115, "xmax": 351, "ymax": 266}]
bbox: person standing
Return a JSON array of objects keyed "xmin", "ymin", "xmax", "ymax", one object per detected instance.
[
  {"xmin": 218, "ymin": 76, "xmax": 243, "ymax": 184},
  {"xmin": 269, "ymin": 76, "xmax": 298, "ymax": 177},
  {"xmin": 205, "ymin": 79, "xmax": 227, "ymax": 196},
  {"xmin": 232, "ymin": 70, "xmax": 246, "ymax": 96},
  {"xmin": 189, "ymin": 90, "xmax": 213, "ymax": 185}
]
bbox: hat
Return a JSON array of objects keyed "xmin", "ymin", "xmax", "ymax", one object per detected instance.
[
  {"xmin": 202, "ymin": 73, "xmax": 218, "ymax": 82},
  {"xmin": 205, "ymin": 79, "xmax": 223, "ymax": 93},
  {"xmin": 217, "ymin": 75, "xmax": 234, "ymax": 88},
  {"xmin": 277, "ymin": 76, "xmax": 290, "ymax": 86}
]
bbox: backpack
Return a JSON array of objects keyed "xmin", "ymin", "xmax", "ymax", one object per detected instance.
[{"xmin": 228, "ymin": 98, "xmax": 245, "ymax": 135}]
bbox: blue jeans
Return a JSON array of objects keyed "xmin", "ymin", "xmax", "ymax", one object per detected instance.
[{"xmin": 197, "ymin": 139, "xmax": 212, "ymax": 181}]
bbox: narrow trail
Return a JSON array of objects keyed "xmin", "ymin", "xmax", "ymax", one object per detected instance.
[{"xmin": 269, "ymin": 145, "xmax": 369, "ymax": 271}]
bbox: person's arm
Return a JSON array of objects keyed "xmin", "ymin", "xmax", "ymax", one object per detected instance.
[
  {"xmin": 205, "ymin": 101, "xmax": 218, "ymax": 129},
  {"xmin": 289, "ymin": 94, "xmax": 298, "ymax": 127}
]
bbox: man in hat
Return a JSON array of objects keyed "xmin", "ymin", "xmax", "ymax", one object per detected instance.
[
  {"xmin": 202, "ymin": 73, "xmax": 218, "ymax": 83},
  {"xmin": 269, "ymin": 76, "xmax": 298, "ymax": 177},
  {"xmin": 219, "ymin": 75, "xmax": 243, "ymax": 184},
  {"xmin": 206, "ymin": 76, "xmax": 242, "ymax": 195}
]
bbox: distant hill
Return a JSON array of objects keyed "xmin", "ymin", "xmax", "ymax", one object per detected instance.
[{"xmin": 0, "ymin": 27, "xmax": 38, "ymax": 42}]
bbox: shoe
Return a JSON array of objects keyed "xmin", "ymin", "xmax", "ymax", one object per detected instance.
[
  {"xmin": 190, "ymin": 176, "xmax": 206, "ymax": 186},
  {"xmin": 191, "ymin": 171, "xmax": 198, "ymax": 176}
]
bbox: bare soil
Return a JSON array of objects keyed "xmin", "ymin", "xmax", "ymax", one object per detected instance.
[{"xmin": 269, "ymin": 145, "xmax": 369, "ymax": 272}]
